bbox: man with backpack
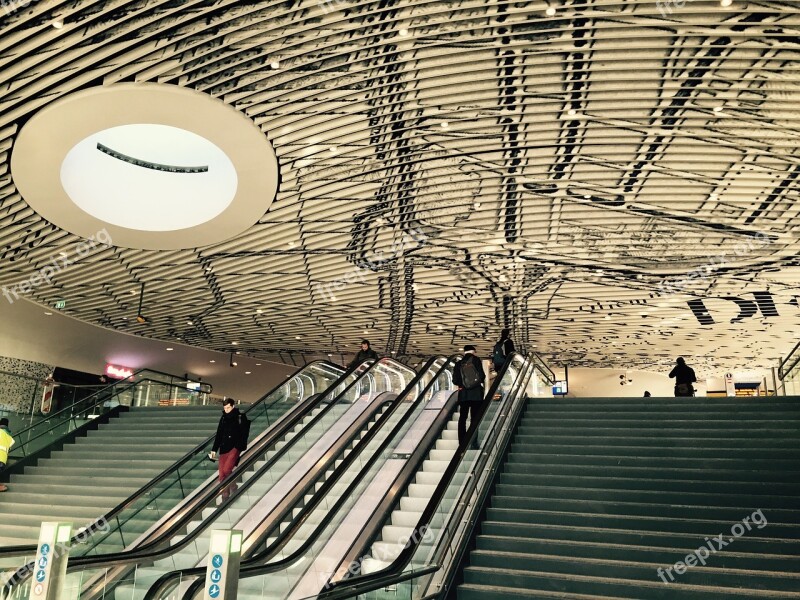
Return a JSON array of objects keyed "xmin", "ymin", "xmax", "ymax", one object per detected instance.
[
  {"xmin": 492, "ymin": 328, "xmax": 515, "ymax": 372},
  {"xmin": 210, "ymin": 398, "xmax": 250, "ymax": 499},
  {"xmin": 452, "ymin": 345, "xmax": 486, "ymax": 447}
]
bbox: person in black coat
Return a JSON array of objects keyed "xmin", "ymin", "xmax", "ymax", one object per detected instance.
[
  {"xmin": 349, "ymin": 339, "xmax": 379, "ymax": 368},
  {"xmin": 668, "ymin": 357, "xmax": 697, "ymax": 397},
  {"xmin": 492, "ymin": 328, "xmax": 515, "ymax": 372},
  {"xmin": 452, "ymin": 345, "xmax": 486, "ymax": 446},
  {"xmin": 210, "ymin": 398, "xmax": 249, "ymax": 498}
]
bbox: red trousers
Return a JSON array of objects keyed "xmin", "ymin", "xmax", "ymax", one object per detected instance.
[{"xmin": 218, "ymin": 448, "xmax": 240, "ymax": 499}]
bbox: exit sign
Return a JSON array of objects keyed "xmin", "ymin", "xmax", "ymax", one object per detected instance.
[{"xmin": 54, "ymin": 300, "xmax": 66, "ymax": 309}]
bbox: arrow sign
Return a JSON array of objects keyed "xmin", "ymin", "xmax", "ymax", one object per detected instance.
[
  {"xmin": 210, "ymin": 569, "xmax": 222, "ymax": 583},
  {"xmin": 37, "ymin": 557, "xmax": 48, "ymax": 568}
]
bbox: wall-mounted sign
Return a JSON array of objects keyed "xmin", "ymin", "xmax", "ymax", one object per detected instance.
[
  {"xmin": 552, "ymin": 380, "xmax": 568, "ymax": 396},
  {"xmin": 105, "ymin": 364, "xmax": 134, "ymax": 379},
  {"xmin": 53, "ymin": 300, "xmax": 66, "ymax": 309}
]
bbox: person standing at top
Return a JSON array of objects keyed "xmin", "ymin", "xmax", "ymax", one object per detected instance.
[
  {"xmin": 210, "ymin": 399, "xmax": 249, "ymax": 499},
  {"xmin": 452, "ymin": 345, "xmax": 487, "ymax": 447},
  {"xmin": 0, "ymin": 417, "xmax": 14, "ymax": 492},
  {"xmin": 669, "ymin": 357, "xmax": 697, "ymax": 397},
  {"xmin": 492, "ymin": 328, "xmax": 515, "ymax": 372},
  {"xmin": 349, "ymin": 339, "xmax": 379, "ymax": 368}
]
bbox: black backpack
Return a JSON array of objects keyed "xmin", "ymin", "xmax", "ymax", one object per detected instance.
[
  {"xmin": 460, "ymin": 357, "xmax": 482, "ymax": 389},
  {"xmin": 238, "ymin": 413, "xmax": 250, "ymax": 450},
  {"xmin": 492, "ymin": 341, "xmax": 505, "ymax": 366}
]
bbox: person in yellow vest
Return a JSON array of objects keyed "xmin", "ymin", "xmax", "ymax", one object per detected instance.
[{"xmin": 0, "ymin": 417, "xmax": 14, "ymax": 492}]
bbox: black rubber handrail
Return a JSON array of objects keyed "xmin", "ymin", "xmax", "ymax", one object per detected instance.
[
  {"xmin": 1, "ymin": 360, "xmax": 358, "ymax": 595},
  {"xmin": 176, "ymin": 356, "xmax": 456, "ymax": 600},
  {"xmin": 317, "ymin": 353, "xmax": 537, "ymax": 599},
  {"xmin": 778, "ymin": 340, "xmax": 800, "ymax": 381}
]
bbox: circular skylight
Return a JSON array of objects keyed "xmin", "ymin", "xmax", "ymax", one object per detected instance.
[
  {"xmin": 61, "ymin": 124, "xmax": 238, "ymax": 232},
  {"xmin": 12, "ymin": 83, "xmax": 278, "ymax": 250}
]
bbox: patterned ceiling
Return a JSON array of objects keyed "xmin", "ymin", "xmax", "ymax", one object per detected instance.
[{"xmin": 1, "ymin": 0, "xmax": 799, "ymax": 376}]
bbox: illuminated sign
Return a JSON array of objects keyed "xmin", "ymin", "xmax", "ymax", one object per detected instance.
[
  {"xmin": 105, "ymin": 363, "xmax": 134, "ymax": 379},
  {"xmin": 552, "ymin": 380, "xmax": 568, "ymax": 396}
]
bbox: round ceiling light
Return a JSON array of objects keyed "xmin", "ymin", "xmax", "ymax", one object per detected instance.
[{"xmin": 12, "ymin": 83, "xmax": 279, "ymax": 250}]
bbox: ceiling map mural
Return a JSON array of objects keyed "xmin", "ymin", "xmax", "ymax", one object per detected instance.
[{"xmin": 0, "ymin": 0, "xmax": 798, "ymax": 376}]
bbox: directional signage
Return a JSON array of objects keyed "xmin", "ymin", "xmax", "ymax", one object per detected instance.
[
  {"xmin": 205, "ymin": 530, "xmax": 242, "ymax": 600},
  {"xmin": 28, "ymin": 522, "xmax": 72, "ymax": 600}
]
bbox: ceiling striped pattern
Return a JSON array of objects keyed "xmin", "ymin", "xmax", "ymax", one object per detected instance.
[{"xmin": 1, "ymin": 0, "xmax": 799, "ymax": 374}]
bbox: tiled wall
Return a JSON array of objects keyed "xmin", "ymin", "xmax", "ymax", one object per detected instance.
[{"xmin": 0, "ymin": 356, "xmax": 54, "ymax": 414}]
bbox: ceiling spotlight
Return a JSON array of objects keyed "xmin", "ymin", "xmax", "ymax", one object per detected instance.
[
  {"xmin": 256, "ymin": 363, "xmax": 261, "ymax": 366},
  {"xmin": 230, "ymin": 351, "xmax": 238, "ymax": 367},
  {"xmin": 270, "ymin": 61, "xmax": 280, "ymax": 69},
  {"xmin": 44, "ymin": 311, "xmax": 53, "ymax": 316},
  {"xmin": 567, "ymin": 109, "xmax": 577, "ymax": 116},
  {"xmin": 209, "ymin": 360, "xmax": 216, "ymax": 363},
  {"xmin": 231, "ymin": 341, "xmax": 238, "ymax": 345},
  {"xmin": 52, "ymin": 19, "xmax": 64, "ymax": 29},
  {"xmin": 713, "ymin": 105, "xmax": 724, "ymax": 112},
  {"xmin": 329, "ymin": 146, "xmax": 337, "ymax": 153},
  {"xmin": 166, "ymin": 347, "xmax": 173, "ymax": 351},
  {"xmin": 136, "ymin": 315, "xmax": 147, "ymax": 324},
  {"xmin": 295, "ymin": 335, "xmax": 301, "ymax": 339},
  {"xmin": 399, "ymin": 28, "xmax": 409, "ymax": 36},
  {"xmin": 720, "ymin": 0, "xmax": 733, "ymax": 6},
  {"xmin": 256, "ymin": 309, "xmax": 263, "ymax": 314},
  {"xmin": 187, "ymin": 320, "xmax": 193, "ymax": 325},
  {"xmin": 245, "ymin": 371, "xmax": 251, "ymax": 375},
  {"xmin": 440, "ymin": 121, "xmax": 449, "ymax": 128},
  {"xmin": 545, "ymin": 6, "xmax": 556, "ymax": 16}
]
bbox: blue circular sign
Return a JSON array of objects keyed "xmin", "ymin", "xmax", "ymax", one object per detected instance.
[
  {"xmin": 208, "ymin": 584, "xmax": 220, "ymax": 598},
  {"xmin": 211, "ymin": 555, "xmax": 223, "ymax": 568},
  {"xmin": 40, "ymin": 544, "xmax": 50, "ymax": 555},
  {"xmin": 36, "ymin": 570, "xmax": 46, "ymax": 582},
  {"xmin": 210, "ymin": 569, "xmax": 222, "ymax": 583},
  {"xmin": 38, "ymin": 557, "xmax": 48, "ymax": 568}
]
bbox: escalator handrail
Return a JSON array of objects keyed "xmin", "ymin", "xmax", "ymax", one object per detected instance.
[
  {"xmin": 778, "ymin": 339, "xmax": 800, "ymax": 380},
  {"xmin": 177, "ymin": 356, "xmax": 457, "ymax": 600},
  {"xmin": 318, "ymin": 353, "xmax": 534, "ymax": 599},
  {"xmin": 530, "ymin": 351, "xmax": 556, "ymax": 385},
  {"xmin": 1, "ymin": 360, "xmax": 356, "ymax": 594},
  {"xmin": 140, "ymin": 357, "xmax": 423, "ymax": 600},
  {"xmin": 0, "ymin": 361, "xmax": 345, "ymax": 558}
]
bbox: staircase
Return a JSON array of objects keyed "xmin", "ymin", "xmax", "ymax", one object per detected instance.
[
  {"xmin": 0, "ymin": 406, "xmax": 221, "ymax": 547},
  {"xmin": 457, "ymin": 396, "xmax": 800, "ymax": 599}
]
